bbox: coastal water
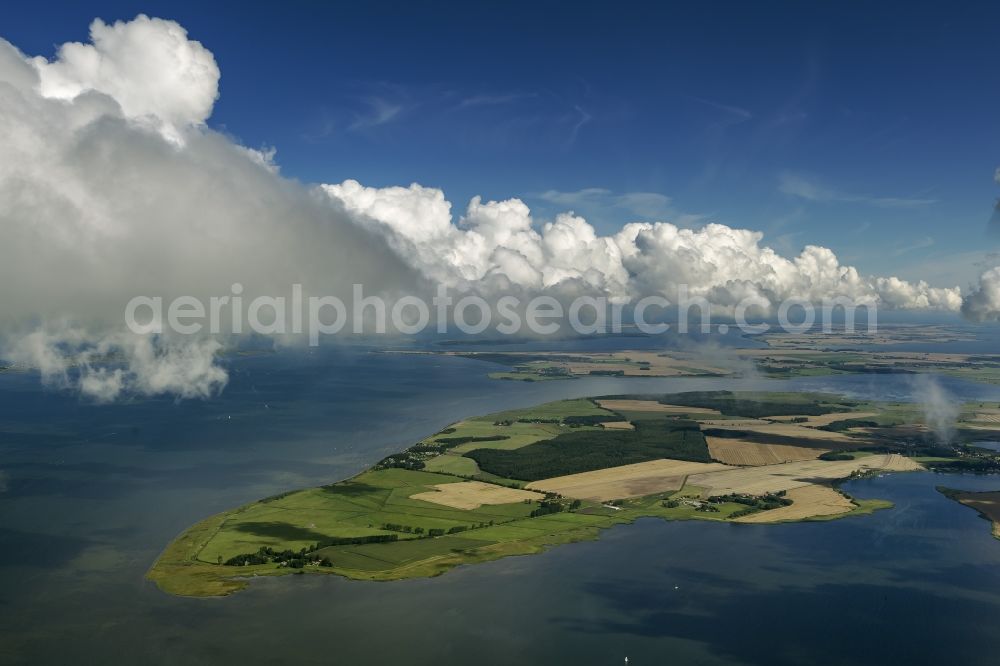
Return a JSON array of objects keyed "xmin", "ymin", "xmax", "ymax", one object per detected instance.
[{"xmin": 2, "ymin": 346, "xmax": 1000, "ymax": 665}]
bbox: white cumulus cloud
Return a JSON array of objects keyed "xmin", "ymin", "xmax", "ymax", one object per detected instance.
[
  {"xmin": 29, "ymin": 15, "xmax": 219, "ymax": 143},
  {"xmin": 324, "ymin": 180, "xmax": 962, "ymax": 312}
]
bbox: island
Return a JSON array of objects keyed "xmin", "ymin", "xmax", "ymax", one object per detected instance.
[
  {"xmin": 401, "ymin": 325, "xmax": 1000, "ymax": 384},
  {"xmin": 148, "ymin": 390, "xmax": 1000, "ymax": 597}
]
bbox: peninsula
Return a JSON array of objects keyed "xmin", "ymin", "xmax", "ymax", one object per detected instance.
[{"xmin": 148, "ymin": 390, "xmax": 998, "ymax": 597}]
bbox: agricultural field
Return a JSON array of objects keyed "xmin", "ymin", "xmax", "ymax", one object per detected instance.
[
  {"xmin": 414, "ymin": 398, "xmax": 611, "ymax": 455},
  {"xmin": 733, "ymin": 485, "xmax": 856, "ymax": 523},
  {"xmin": 466, "ymin": 418, "xmax": 711, "ymax": 481},
  {"xmin": 783, "ymin": 411, "xmax": 881, "ymax": 427},
  {"xmin": 600, "ymin": 420, "xmax": 635, "ymax": 430},
  {"xmin": 597, "ymin": 399, "xmax": 722, "ymax": 417},
  {"xmin": 685, "ymin": 454, "xmax": 923, "ymax": 496},
  {"xmin": 414, "ymin": 325, "xmax": 1000, "ymax": 385},
  {"xmin": 150, "ymin": 389, "xmax": 992, "ymax": 598},
  {"xmin": 404, "ymin": 350, "xmax": 732, "ymax": 380},
  {"xmin": 526, "ymin": 459, "xmax": 727, "ymax": 501},
  {"xmin": 422, "ymin": 454, "xmax": 481, "ymax": 476},
  {"xmin": 700, "ymin": 421, "xmax": 858, "ymax": 444},
  {"xmin": 410, "ymin": 481, "xmax": 544, "ymax": 509},
  {"xmin": 706, "ymin": 437, "xmax": 823, "ymax": 466},
  {"xmin": 739, "ymin": 347, "xmax": 1000, "ymax": 384},
  {"xmin": 755, "ymin": 324, "xmax": 975, "ymax": 349},
  {"xmin": 193, "ymin": 468, "xmax": 539, "ymax": 565}
]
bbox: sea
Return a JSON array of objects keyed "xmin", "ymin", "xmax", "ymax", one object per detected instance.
[{"xmin": 2, "ymin": 333, "xmax": 1000, "ymax": 665}]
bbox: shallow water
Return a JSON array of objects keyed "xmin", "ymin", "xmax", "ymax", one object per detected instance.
[{"xmin": 2, "ymin": 347, "xmax": 1000, "ymax": 665}]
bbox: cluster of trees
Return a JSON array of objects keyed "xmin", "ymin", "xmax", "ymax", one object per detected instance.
[
  {"xmin": 711, "ymin": 491, "xmax": 791, "ymax": 510},
  {"xmin": 223, "ymin": 546, "xmax": 333, "ymax": 568},
  {"xmin": 383, "ymin": 522, "xmax": 496, "ymax": 538},
  {"xmin": 466, "ymin": 420, "xmax": 710, "ymax": 481},
  {"xmin": 702, "ymin": 428, "xmax": 749, "ymax": 439},
  {"xmin": 707, "ymin": 491, "xmax": 793, "ymax": 518},
  {"xmin": 527, "ymin": 496, "xmax": 581, "ymax": 517},
  {"xmin": 562, "ymin": 414, "xmax": 621, "ymax": 427},
  {"xmin": 536, "ymin": 366, "xmax": 571, "ymax": 376},
  {"xmin": 819, "ymin": 451, "xmax": 854, "ymax": 461},
  {"xmin": 382, "ymin": 523, "xmax": 425, "ymax": 534},
  {"xmin": 433, "ymin": 435, "xmax": 510, "ymax": 447},
  {"xmin": 375, "ymin": 452, "xmax": 426, "ymax": 470},
  {"xmin": 312, "ymin": 534, "xmax": 399, "ymax": 548},
  {"xmin": 820, "ymin": 419, "xmax": 881, "ymax": 432},
  {"xmin": 922, "ymin": 456, "xmax": 1000, "ymax": 473},
  {"xmin": 530, "ymin": 500, "xmax": 564, "ymax": 518},
  {"xmin": 425, "ymin": 526, "xmax": 474, "ymax": 537}
]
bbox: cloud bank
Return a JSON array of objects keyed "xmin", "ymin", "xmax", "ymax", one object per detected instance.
[
  {"xmin": 0, "ymin": 15, "xmax": 982, "ymax": 401},
  {"xmin": 324, "ymin": 179, "xmax": 962, "ymax": 311}
]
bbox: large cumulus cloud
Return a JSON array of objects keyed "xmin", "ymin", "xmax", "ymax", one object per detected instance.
[
  {"xmin": 324, "ymin": 179, "xmax": 962, "ymax": 312},
  {"xmin": 0, "ymin": 16, "xmax": 418, "ymax": 401}
]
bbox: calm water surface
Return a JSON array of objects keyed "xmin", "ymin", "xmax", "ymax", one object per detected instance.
[{"xmin": 2, "ymin": 346, "xmax": 1000, "ymax": 665}]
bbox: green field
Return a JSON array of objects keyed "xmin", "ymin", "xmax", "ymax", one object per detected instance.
[
  {"xmin": 196, "ymin": 468, "xmax": 538, "ymax": 565},
  {"xmin": 422, "ymin": 453, "xmax": 481, "ymax": 475},
  {"xmin": 418, "ymin": 398, "xmax": 609, "ymax": 454},
  {"xmin": 466, "ymin": 419, "xmax": 710, "ymax": 480}
]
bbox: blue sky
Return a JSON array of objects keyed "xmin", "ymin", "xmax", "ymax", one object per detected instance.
[{"xmin": 6, "ymin": 1, "xmax": 999, "ymax": 286}]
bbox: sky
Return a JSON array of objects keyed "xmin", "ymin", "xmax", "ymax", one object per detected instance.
[
  {"xmin": 4, "ymin": 0, "xmax": 999, "ymax": 287},
  {"xmin": 2, "ymin": 2, "xmax": 1000, "ymax": 400}
]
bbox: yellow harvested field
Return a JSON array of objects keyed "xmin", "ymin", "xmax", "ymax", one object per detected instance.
[
  {"xmin": 598, "ymin": 399, "xmax": 721, "ymax": 415},
  {"xmin": 973, "ymin": 413, "xmax": 1000, "ymax": 424},
  {"xmin": 600, "ymin": 421, "xmax": 635, "ymax": 430},
  {"xmin": 409, "ymin": 481, "xmax": 544, "ymax": 510},
  {"xmin": 687, "ymin": 454, "xmax": 922, "ymax": 496},
  {"xmin": 959, "ymin": 423, "xmax": 1000, "ymax": 431},
  {"xmin": 526, "ymin": 459, "xmax": 729, "ymax": 502},
  {"xmin": 706, "ymin": 437, "xmax": 824, "ymax": 466},
  {"xmin": 734, "ymin": 485, "xmax": 854, "ymax": 523},
  {"xmin": 697, "ymin": 422, "xmax": 857, "ymax": 443}
]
